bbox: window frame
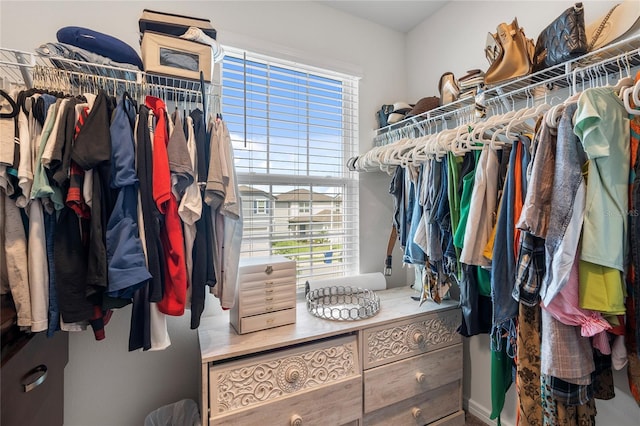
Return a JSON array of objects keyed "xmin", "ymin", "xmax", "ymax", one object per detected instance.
[{"xmin": 220, "ymin": 47, "xmax": 360, "ymax": 288}]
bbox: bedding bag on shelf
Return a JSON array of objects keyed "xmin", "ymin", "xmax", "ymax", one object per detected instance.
[{"xmin": 56, "ymin": 26, "xmax": 143, "ymax": 70}]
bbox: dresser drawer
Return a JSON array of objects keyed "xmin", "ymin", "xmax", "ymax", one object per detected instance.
[
  {"xmin": 209, "ymin": 376, "xmax": 361, "ymax": 426},
  {"xmin": 363, "ymin": 309, "xmax": 461, "ymax": 369},
  {"xmin": 209, "ymin": 334, "xmax": 359, "ymax": 416},
  {"xmin": 364, "ymin": 344, "xmax": 463, "ymax": 413},
  {"xmin": 363, "ymin": 380, "xmax": 461, "ymax": 426},
  {"xmin": 1, "ymin": 331, "xmax": 69, "ymax": 426},
  {"xmin": 237, "ymin": 308, "xmax": 297, "ymax": 334}
]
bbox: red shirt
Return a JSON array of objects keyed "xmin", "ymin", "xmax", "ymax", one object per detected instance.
[{"xmin": 145, "ymin": 96, "xmax": 187, "ymax": 316}]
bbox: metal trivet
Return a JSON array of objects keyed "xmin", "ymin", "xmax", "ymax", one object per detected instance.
[{"xmin": 305, "ymin": 285, "xmax": 380, "ymax": 321}]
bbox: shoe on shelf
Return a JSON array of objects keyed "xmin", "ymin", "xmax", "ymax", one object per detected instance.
[{"xmin": 439, "ymin": 72, "xmax": 460, "ymax": 105}]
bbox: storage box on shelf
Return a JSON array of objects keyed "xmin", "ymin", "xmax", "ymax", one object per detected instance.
[{"xmin": 230, "ymin": 255, "xmax": 297, "ymax": 334}]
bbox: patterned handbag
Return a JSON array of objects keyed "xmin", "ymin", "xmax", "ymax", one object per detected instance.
[{"xmin": 533, "ymin": 3, "xmax": 588, "ymax": 72}]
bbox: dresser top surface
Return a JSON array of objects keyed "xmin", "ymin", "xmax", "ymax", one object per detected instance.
[{"xmin": 198, "ymin": 287, "xmax": 459, "ymax": 363}]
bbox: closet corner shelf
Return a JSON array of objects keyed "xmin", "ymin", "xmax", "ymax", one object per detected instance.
[
  {"xmin": 0, "ymin": 46, "xmax": 215, "ymax": 98},
  {"xmin": 374, "ymin": 33, "xmax": 640, "ymax": 146}
]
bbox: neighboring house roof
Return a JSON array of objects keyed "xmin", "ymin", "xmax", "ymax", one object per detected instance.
[
  {"xmin": 289, "ymin": 209, "xmax": 342, "ymax": 223},
  {"xmin": 275, "ymin": 188, "xmax": 334, "ymax": 202},
  {"xmin": 238, "ymin": 185, "xmax": 275, "ymax": 199}
]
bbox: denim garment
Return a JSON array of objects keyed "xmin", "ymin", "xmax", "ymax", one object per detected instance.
[
  {"xmin": 427, "ymin": 159, "xmax": 443, "ymax": 262},
  {"xmin": 541, "ymin": 103, "xmax": 587, "ymax": 305},
  {"xmin": 389, "ymin": 166, "xmax": 405, "ymax": 246},
  {"xmin": 491, "ymin": 140, "xmax": 519, "ymax": 353},
  {"xmin": 434, "ymin": 158, "xmax": 456, "ymax": 268},
  {"xmin": 404, "ymin": 166, "xmax": 426, "ymax": 265}
]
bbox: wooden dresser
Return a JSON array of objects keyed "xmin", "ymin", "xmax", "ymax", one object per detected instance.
[{"xmin": 198, "ymin": 287, "xmax": 464, "ymax": 426}]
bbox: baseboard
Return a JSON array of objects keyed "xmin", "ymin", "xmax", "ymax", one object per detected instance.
[{"xmin": 463, "ymin": 397, "xmax": 515, "ymax": 426}]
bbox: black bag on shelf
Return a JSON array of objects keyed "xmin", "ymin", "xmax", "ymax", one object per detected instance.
[{"xmin": 533, "ymin": 3, "xmax": 588, "ymax": 72}]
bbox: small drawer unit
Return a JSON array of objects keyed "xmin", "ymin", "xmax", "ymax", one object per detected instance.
[{"xmin": 231, "ymin": 255, "xmax": 296, "ymax": 334}]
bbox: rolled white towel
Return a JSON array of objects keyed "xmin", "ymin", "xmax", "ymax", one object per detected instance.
[{"xmin": 305, "ymin": 272, "xmax": 386, "ymax": 293}]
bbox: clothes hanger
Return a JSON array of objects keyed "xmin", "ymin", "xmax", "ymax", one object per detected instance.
[
  {"xmin": 623, "ymin": 86, "xmax": 640, "ymax": 116},
  {"xmin": 0, "ymin": 89, "xmax": 18, "ymax": 118}
]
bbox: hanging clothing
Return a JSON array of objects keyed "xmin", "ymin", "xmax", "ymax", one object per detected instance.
[
  {"xmin": 574, "ymin": 87, "xmax": 630, "ymax": 271},
  {"xmin": 145, "ymin": 96, "xmax": 188, "ymax": 316},
  {"xmin": 105, "ymin": 97, "xmax": 151, "ymax": 298},
  {"xmin": 460, "ymin": 145, "xmax": 500, "ymax": 266}
]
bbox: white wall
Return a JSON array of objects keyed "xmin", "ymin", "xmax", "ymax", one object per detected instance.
[
  {"xmin": 0, "ymin": 1, "xmax": 408, "ymax": 425},
  {"xmin": 407, "ymin": 1, "xmax": 638, "ymax": 425}
]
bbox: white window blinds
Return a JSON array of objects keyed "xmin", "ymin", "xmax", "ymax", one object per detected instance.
[{"xmin": 221, "ymin": 48, "xmax": 360, "ymax": 287}]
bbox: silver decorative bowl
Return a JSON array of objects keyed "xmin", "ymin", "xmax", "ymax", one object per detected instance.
[{"xmin": 305, "ymin": 285, "xmax": 380, "ymax": 321}]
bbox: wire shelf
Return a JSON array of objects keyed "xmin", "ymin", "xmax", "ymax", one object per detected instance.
[
  {"xmin": 0, "ymin": 46, "xmax": 215, "ymax": 102},
  {"xmin": 374, "ymin": 33, "xmax": 640, "ymax": 146}
]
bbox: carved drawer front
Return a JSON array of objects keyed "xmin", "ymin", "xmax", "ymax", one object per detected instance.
[
  {"xmin": 209, "ymin": 335, "xmax": 360, "ymax": 418},
  {"xmin": 363, "ymin": 344, "xmax": 463, "ymax": 413},
  {"xmin": 209, "ymin": 376, "xmax": 361, "ymax": 426},
  {"xmin": 363, "ymin": 381, "xmax": 462, "ymax": 426},
  {"xmin": 363, "ymin": 309, "xmax": 461, "ymax": 369}
]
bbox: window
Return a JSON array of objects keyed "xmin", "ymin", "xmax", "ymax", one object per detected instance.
[
  {"xmin": 221, "ymin": 48, "xmax": 359, "ymax": 287},
  {"xmin": 253, "ymin": 200, "xmax": 268, "ymax": 215}
]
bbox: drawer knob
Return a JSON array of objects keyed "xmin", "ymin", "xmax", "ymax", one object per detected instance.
[
  {"xmin": 285, "ymin": 368, "xmax": 300, "ymax": 383},
  {"xmin": 21, "ymin": 364, "xmax": 48, "ymax": 393},
  {"xmin": 412, "ymin": 407, "xmax": 422, "ymax": 419},
  {"xmin": 291, "ymin": 414, "xmax": 303, "ymax": 426},
  {"xmin": 415, "ymin": 372, "xmax": 426, "ymax": 384},
  {"xmin": 413, "ymin": 332, "xmax": 425, "ymax": 345},
  {"xmin": 265, "ymin": 265, "xmax": 274, "ymax": 274}
]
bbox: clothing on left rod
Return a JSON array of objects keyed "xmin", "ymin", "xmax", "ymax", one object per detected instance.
[{"xmin": 1, "ymin": 87, "xmax": 241, "ymax": 350}]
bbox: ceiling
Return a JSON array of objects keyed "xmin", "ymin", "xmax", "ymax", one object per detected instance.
[{"xmin": 317, "ymin": 1, "xmax": 448, "ymax": 33}]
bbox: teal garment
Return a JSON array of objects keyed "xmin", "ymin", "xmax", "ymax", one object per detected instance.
[
  {"xmin": 490, "ymin": 338, "xmax": 514, "ymax": 425},
  {"xmin": 574, "ymin": 87, "xmax": 630, "ymax": 271},
  {"xmin": 31, "ymin": 99, "xmax": 64, "ymax": 211},
  {"xmin": 447, "ymin": 152, "xmax": 463, "ymax": 238},
  {"xmin": 453, "ymin": 150, "xmax": 481, "ymax": 250},
  {"xmin": 477, "ymin": 266, "xmax": 492, "ymax": 298}
]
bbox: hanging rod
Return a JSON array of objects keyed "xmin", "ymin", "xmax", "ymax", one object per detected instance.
[{"xmin": 374, "ymin": 33, "xmax": 640, "ymax": 147}]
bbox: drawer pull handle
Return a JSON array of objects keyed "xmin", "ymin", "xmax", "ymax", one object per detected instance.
[
  {"xmin": 265, "ymin": 281, "xmax": 274, "ymax": 286},
  {"xmin": 411, "ymin": 407, "xmax": 422, "ymax": 419},
  {"xmin": 285, "ymin": 368, "xmax": 301, "ymax": 383},
  {"xmin": 413, "ymin": 332, "xmax": 425, "ymax": 345},
  {"xmin": 415, "ymin": 372, "xmax": 426, "ymax": 384},
  {"xmin": 266, "ymin": 296, "xmax": 274, "ymax": 302},
  {"xmin": 290, "ymin": 414, "xmax": 303, "ymax": 426},
  {"xmin": 266, "ymin": 318, "xmax": 275, "ymax": 325},
  {"xmin": 21, "ymin": 364, "xmax": 48, "ymax": 393},
  {"xmin": 265, "ymin": 289, "xmax": 274, "ymax": 294},
  {"xmin": 265, "ymin": 265, "xmax": 273, "ymax": 274}
]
